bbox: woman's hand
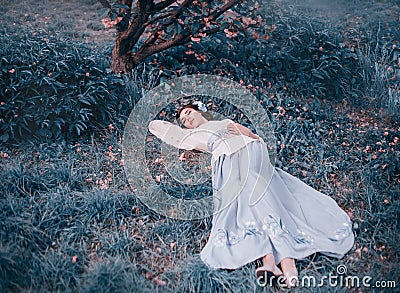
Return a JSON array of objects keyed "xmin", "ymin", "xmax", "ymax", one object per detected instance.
[
  {"xmin": 227, "ymin": 123, "xmax": 259, "ymax": 139},
  {"xmin": 227, "ymin": 123, "xmax": 242, "ymax": 135}
]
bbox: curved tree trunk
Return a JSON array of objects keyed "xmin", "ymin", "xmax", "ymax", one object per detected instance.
[
  {"xmin": 110, "ymin": 0, "xmax": 136, "ymax": 73},
  {"xmin": 110, "ymin": 38, "xmax": 152, "ymax": 73},
  {"xmin": 111, "ymin": 35, "xmax": 135, "ymax": 73}
]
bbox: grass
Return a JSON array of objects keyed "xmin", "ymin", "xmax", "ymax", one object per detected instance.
[
  {"xmin": 0, "ymin": 0, "xmax": 399, "ymax": 291},
  {"xmin": 1, "ymin": 0, "xmax": 114, "ymax": 47},
  {"xmin": 1, "ymin": 85, "xmax": 399, "ymax": 291}
]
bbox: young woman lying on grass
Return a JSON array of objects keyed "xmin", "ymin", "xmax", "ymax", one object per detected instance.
[{"xmin": 148, "ymin": 102, "xmax": 354, "ymax": 288}]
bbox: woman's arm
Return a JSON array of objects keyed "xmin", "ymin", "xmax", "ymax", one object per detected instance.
[
  {"xmin": 148, "ymin": 120, "xmax": 208, "ymax": 151},
  {"xmin": 227, "ymin": 122, "xmax": 265, "ymax": 143}
]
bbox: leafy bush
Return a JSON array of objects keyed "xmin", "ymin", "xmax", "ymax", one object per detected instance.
[
  {"xmin": 152, "ymin": 15, "xmax": 359, "ymax": 100},
  {"xmin": 152, "ymin": 2, "xmax": 399, "ymax": 119},
  {"xmin": 355, "ymin": 36, "xmax": 400, "ymax": 115},
  {"xmin": 0, "ymin": 28, "xmax": 131, "ymax": 144}
]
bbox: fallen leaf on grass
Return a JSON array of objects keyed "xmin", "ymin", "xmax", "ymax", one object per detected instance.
[
  {"xmin": 153, "ymin": 276, "xmax": 166, "ymax": 286},
  {"xmin": 346, "ymin": 208, "xmax": 354, "ymax": 220},
  {"xmin": 145, "ymin": 272, "xmax": 166, "ymax": 286}
]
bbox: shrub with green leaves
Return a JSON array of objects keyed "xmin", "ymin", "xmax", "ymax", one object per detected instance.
[
  {"xmin": 153, "ymin": 2, "xmax": 399, "ymax": 117},
  {"xmin": 0, "ymin": 29, "xmax": 129, "ymax": 144},
  {"xmin": 158, "ymin": 17, "xmax": 359, "ymax": 99}
]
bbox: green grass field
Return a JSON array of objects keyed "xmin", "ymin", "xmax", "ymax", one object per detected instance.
[{"xmin": 1, "ymin": 0, "xmax": 399, "ymax": 292}]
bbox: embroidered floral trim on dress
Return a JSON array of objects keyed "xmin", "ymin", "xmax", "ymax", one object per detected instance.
[
  {"xmin": 327, "ymin": 220, "xmax": 353, "ymax": 242},
  {"xmin": 210, "ymin": 214, "xmax": 352, "ymax": 248}
]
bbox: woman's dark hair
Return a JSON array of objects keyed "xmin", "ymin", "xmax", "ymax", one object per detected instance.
[
  {"xmin": 175, "ymin": 104, "xmax": 198, "ymax": 120},
  {"xmin": 175, "ymin": 103, "xmax": 213, "ymax": 127}
]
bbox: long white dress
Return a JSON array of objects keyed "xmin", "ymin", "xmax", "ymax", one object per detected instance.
[
  {"xmin": 200, "ymin": 140, "xmax": 354, "ymax": 269},
  {"xmin": 148, "ymin": 119, "xmax": 355, "ymax": 269}
]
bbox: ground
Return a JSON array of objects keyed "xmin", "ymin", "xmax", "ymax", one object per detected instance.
[
  {"xmin": 0, "ymin": 0, "xmax": 399, "ymax": 292},
  {"xmin": 2, "ymin": 0, "xmax": 399, "ymax": 48}
]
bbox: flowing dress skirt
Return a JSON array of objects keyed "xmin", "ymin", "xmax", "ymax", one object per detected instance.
[{"xmin": 200, "ymin": 140, "xmax": 354, "ymax": 269}]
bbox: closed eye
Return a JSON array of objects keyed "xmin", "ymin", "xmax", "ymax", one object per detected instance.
[{"xmin": 181, "ymin": 109, "xmax": 191, "ymax": 124}]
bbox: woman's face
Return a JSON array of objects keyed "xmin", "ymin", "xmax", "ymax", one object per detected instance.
[{"xmin": 179, "ymin": 107, "xmax": 206, "ymax": 129}]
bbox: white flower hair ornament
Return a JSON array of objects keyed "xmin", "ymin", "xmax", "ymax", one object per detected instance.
[{"xmin": 192, "ymin": 101, "xmax": 207, "ymax": 112}]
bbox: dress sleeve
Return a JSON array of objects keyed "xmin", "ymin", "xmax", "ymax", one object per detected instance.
[
  {"xmin": 148, "ymin": 120, "xmax": 207, "ymax": 151},
  {"xmin": 254, "ymin": 134, "xmax": 266, "ymax": 144},
  {"xmin": 224, "ymin": 119, "xmax": 266, "ymax": 144}
]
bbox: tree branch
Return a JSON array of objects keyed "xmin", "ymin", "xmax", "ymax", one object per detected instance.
[
  {"xmin": 143, "ymin": 0, "xmax": 193, "ymax": 28},
  {"xmin": 119, "ymin": 0, "xmax": 154, "ymax": 53},
  {"xmin": 143, "ymin": 11, "xmax": 174, "ymax": 27},
  {"xmin": 136, "ymin": 31, "xmax": 191, "ymax": 58},
  {"xmin": 141, "ymin": 26, "xmax": 162, "ymax": 47},
  {"xmin": 136, "ymin": 0, "xmax": 154, "ymax": 15},
  {"xmin": 209, "ymin": 0, "xmax": 241, "ymax": 21},
  {"xmin": 200, "ymin": 26, "xmax": 220, "ymax": 36},
  {"xmin": 110, "ymin": 0, "xmax": 244, "ymax": 71},
  {"xmin": 136, "ymin": 0, "xmax": 236, "ymax": 59},
  {"xmin": 151, "ymin": 0, "xmax": 177, "ymax": 12},
  {"xmin": 141, "ymin": 0, "xmax": 194, "ymax": 44}
]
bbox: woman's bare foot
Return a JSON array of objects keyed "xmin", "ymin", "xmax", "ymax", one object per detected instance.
[
  {"xmin": 256, "ymin": 253, "xmax": 283, "ymax": 279},
  {"xmin": 280, "ymin": 258, "xmax": 298, "ymax": 288},
  {"xmin": 262, "ymin": 253, "xmax": 275, "ymax": 267}
]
